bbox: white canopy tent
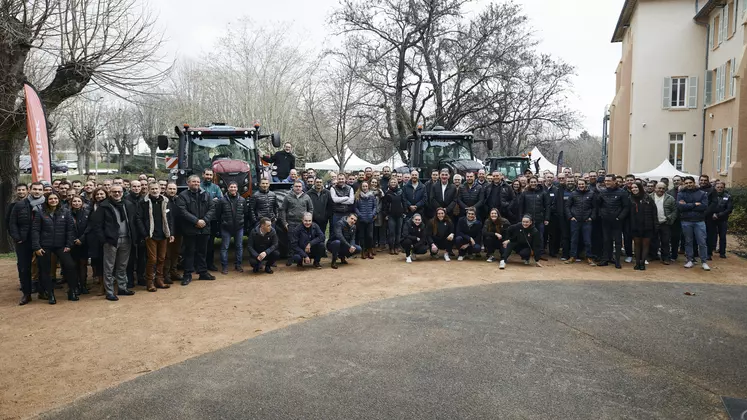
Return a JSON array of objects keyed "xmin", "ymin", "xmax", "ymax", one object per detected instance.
[
  {"xmin": 633, "ymin": 159, "xmax": 698, "ymax": 180},
  {"xmin": 530, "ymin": 147, "xmax": 558, "ymax": 174},
  {"xmin": 304, "ymin": 147, "xmax": 380, "ymax": 171},
  {"xmin": 374, "ymin": 152, "xmax": 406, "ymax": 170}
]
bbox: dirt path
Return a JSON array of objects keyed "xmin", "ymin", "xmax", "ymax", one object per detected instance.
[{"xmin": 0, "ymin": 254, "xmax": 745, "ymax": 419}]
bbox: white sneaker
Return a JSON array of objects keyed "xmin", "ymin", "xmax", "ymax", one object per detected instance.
[
  {"xmin": 444, "ymin": 253, "xmax": 451, "ymax": 262},
  {"xmin": 644, "ymin": 260, "xmax": 649, "ymax": 265},
  {"xmin": 406, "ymin": 256, "xmax": 412, "ymax": 263},
  {"xmin": 486, "ymin": 256, "xmax": 495, "ymax": 263},
  {"xmin": 499, "ymin": 260, "xmax": 506, "ymax": 269},
  {"xmin": 624, "ymin": 257, "xmax": 633, "ymax": 263},
  {"xmin": 702, "ymin": 263, "xmax": 711, "ymax": 271},
  {"xmin": 457, "ymin": 256, "xmax": 464, "ymax": 261},
  {"xmin": 684, "ymin": 261, "xmax": 694, "ymax": 268}
]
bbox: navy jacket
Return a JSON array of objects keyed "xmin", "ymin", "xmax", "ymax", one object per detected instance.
[
  {"xmin": 291, "ymin": 223, "xmax": 326, "ymax": 257},
  {"xmin": 456, "ymin": 218, "xmax": 483, "ymax": 245},
  {"xmin": 355, "ymin": 193, "xmax": 378, "ymax": 223},
  {"xmin": 402, "ymin": 182, "xmax": 427, "ymax": 215},
  {"xmin": 677, "ymin": 188, "xmax": 709, "ymax": 222}
]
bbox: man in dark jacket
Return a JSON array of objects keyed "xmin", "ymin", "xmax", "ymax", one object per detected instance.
[
  {"xmin": 9, "ymin": 182, "xmax": 43, "ymax": 304},
  {"xmin": 455, "ymin": 207, "xmax": 483, "ymax": 260},
  {"xmin": 217, "ymin": 181, "xmax": 247, "ymax": 274},
  {"xmin": 176, "ymin": 175, "xmax": 217, "ymax": 285},
  {"xmin": 651, "ymin": 182, "xmax": 677, "ymax": 264},
  {"xmin": 429, "ymin": 169, "xmax": 457, "ymax": 218},
  {"xmin": 247, "ymin": 217, "xmax": 280, "ymax": 274},
  {"xmin": 457, "ymin": 172, "xmax": 483, "ymax": 221},
  {"xmin": 330, "ymin": 173, "xmax": 355, "ymax": 230},
  {"xmin": 543, "ymin": 177, "xmax": 562, "ymax": 258},
  {"xmin": 291, "ymin": 213, "xmax": 325, "ymax": 269},
  {"xmin": 124, "ymin": 180, "xmax": 146, "ymax": 288},
  {"xmin": 138, "ymin": 182, "xmax": 175, "ymax": 291},
  {"xmin": 423, "ymin": 169, "xmax": 440, "ymax": 219},
  {"xmin": 565, "ymin": 179, "xmax": 596, "ymax": 265},
  {"xmin": 677, "ymin": 176, "xmax": 710, "ymax": 270},
  {"xmin": 265, "ymin": 142, "xmax": 296, "ymax": 181},
  {"xmin": 98, "ymin": 185, "xmax": 142, "ymax": 300},
  {"xmin": 308, "ymin": 178, "xmax": 332, "ymax": 233},
  {"xmin": 596, "ymin": 175, "xmax": 630, "ymax": 268},
  {"xmin": 518, "ymin": 177, "xmax": 550, "ymax": 256},
  {"xmin": 327, "ymin": 213, "xmax": 361, "ymax": 269},
  {"xmin": 402, "ymin": 170, "xmax": 427, "ymax": 219},
  {"xmin": 705, "ymin": 181, "xmax": 733, "ymax": 259},
  {"xmin": 482, "ymin": 172, "xmax": 514, "ymax": 221},
  {"xmin": 163, "ymin": 181, "xmax": 182, "ymax": 284},
  {"xmin": 249, "ymin": 178, "xmax": 279, "ymax": 228}
]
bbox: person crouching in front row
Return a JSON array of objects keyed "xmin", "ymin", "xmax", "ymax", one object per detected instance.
[
  {"xmin": 455, "ymin": 207, "xmax": 482, "ymax": 261},
  {"xmin": 247, "ymin": 217, "xmax": 280, "ymax": 274},
  {"xmin": 401, "ymin": 213, "xmax": 428, "ymax": 263},
  {"xmin": 327, "ymin": 213, "xmax": 361, "ymax": 269},
  {"xmin": 427, "ymin": 207, "xmax": 454, "ymax": 261},
  {"xmin": 498, "ymin": 215, "xmax": 543, "ymax": 269},
  {"xmin": 291, "ymin": 212, "xmax": 325, "ymax": 269}
]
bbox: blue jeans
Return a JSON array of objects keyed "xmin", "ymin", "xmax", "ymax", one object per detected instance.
[
  {"xmin": 387, "ymin": 216, "xmax": 403, "ymax": 247},
  {"xmin": 681, "ymin": 221, "xmax": 707, "ymax": 262},
  {"xmin": 220, "ymin": 228, "xmax": 244, "ymax": 268},
  {"xmin": 570, "ymin": 220, "xmax": 593, "ymax": 258}
]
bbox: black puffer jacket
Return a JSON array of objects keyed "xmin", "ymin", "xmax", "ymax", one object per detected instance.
[
  {"xmin": 176, "ymin": 188, "xmax": 216, "ymax": 235},
  {"xmin": 247, "ymin": 225, "xmax": 279, "ymax": 256},
  {"xmin": 629, "ymin": 195, "xmax": 657, "ymax": 236},
  {"xmin": 307, "ymin": 188, "xmax": 332, "ymax": 225},
  {"xmin": 505, "ymin": 222, "xmax": 542, "ymax": 257},
  {"xmin": 31, "ymin": 207, "xmax": 74, "ymax": 250},
  {"xmin": 217, "ymin": 193, "xmax": 247, "ymax": 233},
  {"xmin": 457, "ymin": 183, "xmax": 483, "ymax": 215},
  {"xmin": 518, "ymin": 188, "xmax": 550, "ymax": 224},
  {"xmin": 426, "ymin": 218, "xmax": 454, "ymax": 244},
  {"xmin": 249, "ymin": 189, "xmax": 279, "ymax": 223},
  {"xmin": 382, "ymin": 187, "xmax": 406, "ymax": 218},
  {"xmin": 710, "ymin": 191, "xmax": 734, "ymax": 221},
  {"xmin": 8, "ymin": 198, "xmax": 40, "ymax": 243},
  {"xmin": 566, "ymin": 189, "xmax": 596, "ymax": 221},
  {"xmin": 401, "ymin": 220, "xmax": 427, "ymax": 247},
  {"xmin": 596, "ymin": 187, "xmax": 630, "ymax": 222},
  {"xmin": 332, "ymin": 217, "xmax": 357, "ymax": 249},
  {"xmin": 70, "ymin": 207, "xmax": 90, "ymax": 243},
  {"xmin": 456, "ymin": 218, "xmax": 483, "ymax": 245}
]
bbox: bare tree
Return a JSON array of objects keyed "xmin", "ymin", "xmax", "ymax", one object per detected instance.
[
  {"xmin": 61, "ymin": 94, "xmax": 105, "ymax": 173},
  {"xmin": 105, "ymin": 106, "xmax": 136, "ymax": 172},
  {"xmin": 134, "ymin": 95, "xmax": 167, "ymax": 172},
  {"xmin": 0, "ymin": 0, "xmax": 168, "ymax": 251}
]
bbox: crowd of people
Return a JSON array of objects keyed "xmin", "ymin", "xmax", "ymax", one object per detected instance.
[{"xmin": 6, "ymin": 156, "xmax": 734, "ymax": 306}]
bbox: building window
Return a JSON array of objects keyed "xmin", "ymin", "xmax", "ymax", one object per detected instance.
[
  {"xmin": 669, "ymin": 133, "xmax": 684, "ymax": 171},
  {"xmin": 671, "ymin": 78, "xmax": 687, "ymax": 107},
  {"xmin": 728, "ymin": 1, "xmax": 735, "ymax": 37},
  {"xmin": 725, "ymin": 127, "xmax": 733, "ymax": 171},
  {"xmin": 716, "ymin": 129, "xmax": 723, "ymax": 172},
  {"xmin": 714, "ymin": 14, "xmax": 721, "ymax": 47}
]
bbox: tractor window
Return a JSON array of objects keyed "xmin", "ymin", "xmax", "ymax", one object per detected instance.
[
  {"xmin": 493, "ymin": 160, "xmax": 527, "ymax": 180},
  {"xmin": 190, "ymin": 136, "xmax": 255, "ymax": 174},
  {"xmin": 421, "ymin": 140, "xmax": 472, "ymax": 167}
]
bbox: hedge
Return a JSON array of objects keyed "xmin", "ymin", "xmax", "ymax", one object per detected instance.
[{"xmin": 728, "ymin": 186, "xmax": 747, "ymax": 253}]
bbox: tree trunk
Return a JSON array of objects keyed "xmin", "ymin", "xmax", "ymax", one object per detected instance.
[
  {"xmin": 84, "ymin": 153, "xmax": 91, "ymax": 175},
  {"xmin": 151, "ymin": 146, "xmax": 157, "ymax": 173},
  {"xmin": 0, "ymin": 136, "xmax": 21, "ymax": 253}
]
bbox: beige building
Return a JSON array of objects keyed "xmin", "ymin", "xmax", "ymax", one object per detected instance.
[{"xmin": 609, "ymin": 0, "xmax": 747, "ymax": 186}]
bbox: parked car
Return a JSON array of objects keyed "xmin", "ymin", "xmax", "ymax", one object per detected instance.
[
  {"xmin": 62, "ymin": 160, "xmax": 78, "ymax": 170},
  {"xmin": 51, "ymin": 161, "xmax": 69, "ymax": 173}
]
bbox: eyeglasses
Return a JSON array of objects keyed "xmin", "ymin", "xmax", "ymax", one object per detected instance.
[{"xmin": 111, "ymin": 191, "xmax": 123, "ymax": 194}]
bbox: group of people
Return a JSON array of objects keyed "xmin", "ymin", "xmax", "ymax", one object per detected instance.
[{"xmin": 7, "ymin": 154, "xmax": 733, "ymax": 306}]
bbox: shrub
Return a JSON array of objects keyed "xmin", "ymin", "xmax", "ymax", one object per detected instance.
[{"xmin": 728, "ymin": 186, "xmax": 747, "ymax": 252}]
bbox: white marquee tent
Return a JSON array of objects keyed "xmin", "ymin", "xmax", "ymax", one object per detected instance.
[
  {"xmin": 304, "ymin": 147, "xmax": 380, "ymax": 171},
  {"xmin": 530, "ymin": 147, "xmax": 558, "ymax": 174},
  {"xmin": 633, "ymin": 159, "xmax": 698, "ymax": 180}
]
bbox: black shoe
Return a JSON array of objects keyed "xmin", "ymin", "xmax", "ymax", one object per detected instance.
[
  {"xmin": 181, "ymin": 275, "xmax": 192, "ymax": 286},
  {"xmin": 640, "ymin": 264, "xmax": 646, "ymax": 271},
  {"xmin": 78, "ymin": 284, "xmax": 90, "ymax": 295},
  {"xmin": 252, "ymin": 265, "xmax": 260, "ymax": 274},
  {"xmin": 48, "ymin": 292, "xmax": 56, "ymax": 305},
  {"xmin": 265, "ymin": 267, "xmax": 274, "ymax": 274},
  {"xmin": 313, "ymin": 262, "xmax": 322, "ymax": 269},
  {"xmin": 67, "ymin": 290, "xmax": 80, "ymax": 301},
  {"xmin": 707, "ymin": 256, "xmax": 713, "ymax": 261},
  {"xmin": 297, "ymin": 261, "xmax": 303, "ymax": 268},
  {"xmin": 720, "ymin": 254, "xmax": 727, "ymax": 259},
  {"xmin": 19, "ymin": 294, "xmax": 31, "ymax": 306},
  {"xmin": 37, "ymin": 290, "xmax": 49, "ymax": 300},
  {"xmin": 340, "ymin": 258, "xmax": 348, "ymax": 265},
  {"xmin": 106, "ymin": 294, "xmax": 119, "ymax": 301},
  {"xmin": 207, "ymin": 265, "xmax": 219, "ymax": 272},
  {"xmin": 199, "ymin": 272, "xmax": 216, "ymax": 280},
  {"xmin": 331, "ymin": 262, "xmax": 339, "ymax": 269},
  {"xmin": 285, "ymin": 259, "xmax": 293, "ymax": 267},
  {"xmin": 598, "ymin": 261, "xmax": 609, "ymax": 267},
  {"xmin": 118, "ymin": 290, "xmax": 135, "ymax": 296},
  {"xmin": 31, "ymin": 282, "xmax": 38, "ymax": 294},
  {"xmin": 615, "ymin": 263, "xmax": 622, "ymax": 269}
]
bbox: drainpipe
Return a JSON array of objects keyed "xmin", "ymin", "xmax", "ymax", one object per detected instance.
[
  {"xmin": 695, "ymin": 18, "xmax": 710, "ymax": 174},
  {"xmin": 602, "ymin": 107, "xmax": 610, "ymax": 170}
]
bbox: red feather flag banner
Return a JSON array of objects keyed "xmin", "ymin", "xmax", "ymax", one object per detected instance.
[{"xmin": 24, "ymin": 83, "xmax": 52, "ymax": 183}]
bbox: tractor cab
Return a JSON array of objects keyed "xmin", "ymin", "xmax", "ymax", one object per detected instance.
[{"xmin": 397, "ymin": 126, "xmax": 492, "ymax": 180}]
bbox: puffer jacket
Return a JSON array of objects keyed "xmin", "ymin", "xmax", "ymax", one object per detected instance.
[
  {"xmin": 629, "ymin": 195, "xmax": 658, "ymax": 236},
  {"xmin": 176, "ymin": 188, "xmax": 216, "ymax": 235},
  {"xmin": 457, "ymin": 183, "xmax": 483, "ymax": 216},
  {"xmin": 401, "ymin": 220, "xmax": 428, "ymax": 246},
  {"xmin": 280, "ymin": 192, "xmax": 313, "ymax": 226},
  {"xmin": 355, "ymin": 192, "xmax": 378, "ymax": 223},
  {"xmin": 307, "ymin": 188, "xmax": 332, "ymax": 225},
  {"xmin": 505, "ymin": 222, "xmax": 542, "ymax": 257},
  {"xmin": 483, "ymin": 181, "xmax": 514, "ymax": 218},
  {"xmin": 710, "ymin": 191, "xmax": 733, "ymax": 221},
  {"xmin": 330, "ymin": 184, "xmax": 355, "ymax": 214},
  {"xmin": 333, "ymin": 217, "xmax": 357, "ymax": 249},
  {"xmin": 70, "ymin": 207, "xmax": 90, "ymax": 244},
  {"xmin": 566, "ymin": 189, "xmax": 596, "ymax": 221},
  {"xmin": 650, "ymin": 193, "xmax": 678, "ymax": 225},
  {"xmin": 291, "ymin": 223, "xmax": 325, "ymax": 257},
  {"xmin": 402, "ymin": 182, "xmax": 427, "ymax": 215},
  {"xmin": 677, "ymin": 188, "xmax": 709, "ymax": 222},
  {"xmin": 31, "ymin": 207, "xmax": 74, "ymax": 250},
  {"xmin": 383, "ymin": 187, "xmax": 406, "ymax": 218},
  {"xmin": 596, "ymin": 186, "xmax": 630, "ymax": 222},
  {"xmin": 247, "ymin": 225, "xmax": 279, "ymax": 257},
  {"xmin": 518, "ymin": 188, "xmax": 549, "ymax": 224},
  {"xmin": 217, "ymin": 193, "xmax": 246, "ymax": 233},
  {"xmin": 8, "ymin": 197, "xmax": 42, "ymax": 243},
  {"xmin": 249, "ymin": 189, "xmax": 279, "ymax": 223},
  {"xmin": 427, "ymin": 218, "xmax": 454, "ymax": 244},
  {"xmin": 456, "ymin": 218, "xmax": 483, "ymax": 244}
]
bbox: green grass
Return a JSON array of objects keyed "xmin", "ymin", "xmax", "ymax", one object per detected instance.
[{"xmin": 0, "ymin": 252, "xmax": 16, "ymax": 260}]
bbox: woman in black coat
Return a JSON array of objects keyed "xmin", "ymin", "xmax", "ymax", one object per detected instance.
[
  {"xmin": 85, "ymin": 188, "xmax": 108, "ymax": 293},
  {"xmin": 69, "ymin": 196, "xmax": 90, "ymax": 295},
  {"xmin": 32, "ymin": 192, "xmax": 79, "ymax": 304},
  {"xmin": 507, "ymin": 180, "xmax": 522, "ymax": 224},
  {"xmin": 426, "ymin": 207, "xmax": 454, "ymax": 261},
  {"xmin": 499, "ymin": 215, "xmax": 543, "ymax": 269},
  {"xmin": 401, "ymin": 213, "xmax": 428, "ymax": 263},
  {"xmin": 483, "ymin": 208, "xmax": 510, "ymax": 262},
  {"xmin": 629, "ymin": 182, "xmax": 658, "ymax": 270}
]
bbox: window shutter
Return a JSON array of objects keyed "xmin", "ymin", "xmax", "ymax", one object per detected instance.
[
  {"xmin": 662, "ymin": 77, "xmax": 672, "ymax": 109},
  {"xmin": 721, "ymin": 10, "xmax": 726, "ymax": 44},
  {"xmin": 731, "ymin": 57, "xmax": 737, "ymax": 97},
  {"xmin": 720, "ymin": 64, "xmax": 726, "ymax": 100},
  {"xmin": 716, "ymin": 67, "xmax": 722, "ymax": 101},
  {"xmin": 717, "ymin": 129, "xmax": 723, "ymax": 172},
  {"xmin": 705, "ymin": 70, "xmax": 713, "ymax": 105},
  {"xmin": 726, "ymin": 127, "xmax": 733, "ymax": 170},
  {"xmin": 710, "ymin": 19, "xmax": 715, "ymax": 49},
  {"xmin": 724, "ymin": 6, "xmax": 730, "ymax": 38},
  {"xmin": 688, "ymin": 76, "xmax": 698, "ymax": 108}
]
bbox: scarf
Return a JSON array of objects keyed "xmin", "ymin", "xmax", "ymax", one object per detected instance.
[
  {"xmin": 359, "ymin": 191, "xmax": 374, "ymax": 199},
  {"xmin": 466, "ymin": 218, "xmax": 477, "ymax": 228},
  {"xmin": 110, "ymin": 199, "xmax": 127, "ymax": 222},
  {"xmin": 28, "ymin": 195, "xmax": 45, "ymax": 208}
]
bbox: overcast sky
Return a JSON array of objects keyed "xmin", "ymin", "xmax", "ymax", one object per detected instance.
[{"xmin": 150, "ymin": 0, "xmax": 625, "ymax": 137}]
